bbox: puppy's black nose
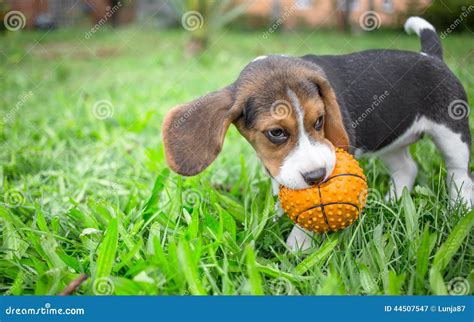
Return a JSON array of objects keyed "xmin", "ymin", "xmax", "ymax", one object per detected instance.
[{"xmin": 303, "ymin": 168, "xmax": 326, "ymax": 186}]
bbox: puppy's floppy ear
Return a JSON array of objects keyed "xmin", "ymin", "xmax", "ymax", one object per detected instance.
[
  {"xmin": 320, "ymin": 82, "xmax": 349, "ymax": 150},
  {"xmin": 312, "ymin": 77, "xmax": 349, "ymax": 150},
  {"xmin": 162, "ymin": 85, "xmax": 239, "ymax": 176}
]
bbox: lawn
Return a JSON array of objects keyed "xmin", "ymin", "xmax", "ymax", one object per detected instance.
[{"xmin": 0, "ymin": 25, "xmax": 473, "ymax": 295}]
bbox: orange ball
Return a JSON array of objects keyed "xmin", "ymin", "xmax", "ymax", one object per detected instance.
[{"xmin": 278, "ymin": 148, "xmax": 368, "ymax": 233}]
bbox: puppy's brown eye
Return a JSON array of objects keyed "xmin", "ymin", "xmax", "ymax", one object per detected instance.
[
  {"xmin": 314, "ymin": 115, "xmax": 324, "ymax": 131},
  {"xmin": 265, "ymin": 128, "xmax": 289, "ymax": 144}
]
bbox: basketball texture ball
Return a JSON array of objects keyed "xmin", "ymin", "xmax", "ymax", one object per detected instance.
[{"xmin": 278, "ymin": 149, "xmax": 368, "ymax": 233}]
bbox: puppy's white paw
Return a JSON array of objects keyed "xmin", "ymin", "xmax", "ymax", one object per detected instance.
[
  {"xmin": 286, "ymin": 225, "xmax": 313, "ymax": 252},
  {"xmin": 449, "ymin": 187, "xmax": 474, "ymax": 209},
  {"xmin": 448, "ymin": 179, "xmax": 474, "ymax": 209}
]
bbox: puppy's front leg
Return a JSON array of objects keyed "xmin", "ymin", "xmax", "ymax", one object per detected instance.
[
  {"xmin": 271, "ymin": 179, "xmax": 314, "ymax": 251},
  {"xmin": 286, "ymin": 225, "xmax": 314, "ymax": 252}
]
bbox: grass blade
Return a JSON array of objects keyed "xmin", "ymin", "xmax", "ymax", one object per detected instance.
[
  {"xmin": 245, "ymin": 244, "xmax": 264, "ymax": 295},
  {"xmin": 429, "ymin": 209, "xmax": 474, "ymax": 294},
  {"xmin": 143, "ymin": 168, "xmax": 170, "ymax": 221},
  {"xmin": 177, "ymin": 236, "xmax": 206, "ymax": 295},
  {"xmin": 401, "ymin": 189, "xmax": 419, "ymax": 260},
  {"xmin": 387, "ymin": 270, "xmax": 406, "ymax": 295},
  {"xmin": 294, "ymin": 234, "xmax": 339, "ymax": 275},
  {"xmin": 432, "ymin": 210, "xmax": 474, "ymax": 270},
  {"xmin": 95, "ymin": 218, "xmax": 119, "ymax": 279},
  {"xmin": 415, "ymin": 223, "xmax": 437, "ymax": 292},
  {"xmin": 359, "ymin": 264, "xmax": 378, "ymax": 294}
]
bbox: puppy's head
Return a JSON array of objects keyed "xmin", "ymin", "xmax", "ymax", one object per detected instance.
[{"xmin": 162, "ymin": 55, "xmax": 349, "ymax": 189}]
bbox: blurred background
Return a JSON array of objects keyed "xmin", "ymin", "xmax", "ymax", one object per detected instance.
[{"xmin": 1, "ymin": 0, "xmax": 472, "ymax": 45}]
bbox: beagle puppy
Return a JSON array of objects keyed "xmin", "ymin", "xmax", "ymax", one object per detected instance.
[{"xmin": 162, "ymin": 17, "xmax": 473, "ymax": 251}]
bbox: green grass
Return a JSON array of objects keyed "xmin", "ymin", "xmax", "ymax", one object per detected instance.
[{"xmin": 0, "ymin": 26, "xmax": 473, "ymax": 295}]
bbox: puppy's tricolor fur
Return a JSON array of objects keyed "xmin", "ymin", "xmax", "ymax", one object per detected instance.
[{"xmin": 163, "ymin": 17, "xmax": 473, "ymax": 251}]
